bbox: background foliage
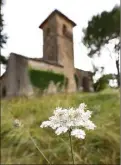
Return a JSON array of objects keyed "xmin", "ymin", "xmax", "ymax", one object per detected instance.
[
  {"xmin": 0, "ymin": 0, "xmax": 7, "ymax": 64},
  {"xmin": 82, "ymin": 5, "xmax": 120, "ymax": 87},
  {"xmin": 93, "ymin": 74, "xmax": 116, "ymax": 91}
]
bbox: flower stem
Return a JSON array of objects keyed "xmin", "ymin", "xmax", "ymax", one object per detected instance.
[
  {"xmin": 69, "ymin": 130, "xmax": 75, "ymax": 165},
  {"xmin": 29, "ymin": 133, "xmax": 51, "ymax": 165}
]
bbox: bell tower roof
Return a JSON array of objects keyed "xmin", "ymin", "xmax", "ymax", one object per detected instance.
[{"xmin": 39, "ymin": 9, "xmax": 76, "ymax": 29}]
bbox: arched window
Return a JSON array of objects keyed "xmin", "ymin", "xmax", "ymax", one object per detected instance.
[{"xmin": 62, "ymin": 24, "xmax": 67, "ymax": 35}]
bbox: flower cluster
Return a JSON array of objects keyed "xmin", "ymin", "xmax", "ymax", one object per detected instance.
[
  {"xmin": 13, "ymin": 119, "xmax": 23, "ymax": 127},
  {"xmin": 40, "ymin": 103, "xmax": 96, "ymax": 139}
]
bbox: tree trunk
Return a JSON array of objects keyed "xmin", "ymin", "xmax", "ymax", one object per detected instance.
[{"xmin": 115, "ymin": 55, "xmax": 120, "ymax": 87}]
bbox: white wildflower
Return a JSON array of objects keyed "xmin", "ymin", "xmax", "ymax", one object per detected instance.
[
  {"xmin": 71, "ymin": 129, "xmax": 86, "ymax": 139},
  {"xmin": 84, "ymin": 120, "xmax": 96, "ymax": 130},
  {"xmin": 78, "ymin": 103, "xmax": 87, "ymax": 110},
  {"xmin": 55, "ymin": 126, "xmax": 68, "ymax": 135},
  {"xmin": 40, "ymin": 103, "xmax": 96, "ymax": 139},
  {"xmin": 40, "ymin": 121, "xmax": 52, "ymax": 128},
  {"xmin": 13, "ymin": 119, "xmax": 23, "ymax": 127}
]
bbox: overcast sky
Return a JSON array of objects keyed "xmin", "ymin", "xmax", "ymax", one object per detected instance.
[{"xmin": 1, "ymin": 0, "xmax": 120, "ymax": 77}]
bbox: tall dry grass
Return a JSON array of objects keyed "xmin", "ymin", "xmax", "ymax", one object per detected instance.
[{"xmin": 1, "ymin": 89, "xmax": 120, "ymax": 164}]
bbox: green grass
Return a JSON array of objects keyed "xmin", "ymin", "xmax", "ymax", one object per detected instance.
[{"xmin": 1, "ymin": 89, "xmax": 120, "ymax": 164}]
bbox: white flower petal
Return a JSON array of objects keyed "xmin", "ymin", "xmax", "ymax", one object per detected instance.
[
  {"xmin": 71, "ymin": 129, "xmax": 86, "ymax": 139},
  {"xmin": 55, "ymin": 127, "xmax": 68, "ymax": 135},
  {"xmin": 13, "ymin": 119, "xmax": 23, "ymax": 127},
  {"xmin": 40, "ymin": 121, "xmax": 51, "ymax": 128},
  {"xmin": 84, "ymin": 120, "xmax": 96, "ymax": 130},
  {"xmin": 78, "ymin": 103, "xmax": 87, "ymax": 110}
]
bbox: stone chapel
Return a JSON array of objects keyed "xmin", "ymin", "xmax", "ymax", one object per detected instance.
[{"xmin": 0, "ymin": 9, "xmax": 93, "ymax": 98}]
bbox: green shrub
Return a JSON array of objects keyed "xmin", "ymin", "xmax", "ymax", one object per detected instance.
[
  {"xmin": 93, "ymin": 74, "xmax": 115, "ymax": 92},
  {"xmin": 28, "ymin": 69, "xmax": 68, "ymax": 91}
]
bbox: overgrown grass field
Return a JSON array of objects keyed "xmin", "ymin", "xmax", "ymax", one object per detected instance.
[{"xmin": 1, "ymin": 89, "xmax": 120, "ymax": 164}]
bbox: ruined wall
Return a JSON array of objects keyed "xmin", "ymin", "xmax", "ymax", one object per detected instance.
[
  {"xmin": 0, "ymin": 53, "xmax": 33, "ymax": 98},
  {"xmin": 0, "ymin": 53, "xmax": 94, "ymax": 98},
  {"xmin": 0, "ymin": 73, "xmax": 7, "ymax": 98},
  {"xmin": 28, "ymin": 59, "xmax": 68, "ymax": 95},
  {"xmin": 75, "ymin": 68, "xmax": 94, "ymax": 92},
  {"xmin": 28, "ymin": 59, "xmax": 64, "ymax": 74},
  {"xmin": 15, "ymin": 54, "xmax": 34, "ymax": 96},
  {"xmin": 0, "ymin": 53, "xmax": 67, "ymax": 98}
]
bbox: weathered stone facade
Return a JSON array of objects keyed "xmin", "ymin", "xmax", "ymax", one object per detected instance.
[
  {"xmin": 75, "ymin": 69, "xmax": 94, "ymax": 92},
  {"xmin": 0, "ymin": 53, "xmax": 33, "ymax": 98},
  {"xmin": 39, "ymin": 10, "xmax": 77, "ymax": 92},
  {"xmin": 0, "ymin": 9, "xmax": 93, "ymax": 98}
]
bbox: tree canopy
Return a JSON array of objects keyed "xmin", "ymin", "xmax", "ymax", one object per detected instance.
[
  {"xmin": 93, "ymin": 73, "xmax": 117, "ymax": 92},
  {"xmin": 82, "ymin": 5, "xmax": 120, "ymax": 56},
  {"xmin": 0, "ymin": 0, "xmax": 7, "ymax": 48},
  {"xmin": 82, "ymin": 5, "xmax": 120, "ymax": 87},
  {"xmin": 0, "ymin": 0, "xmax": 7, "ymax": 64}
]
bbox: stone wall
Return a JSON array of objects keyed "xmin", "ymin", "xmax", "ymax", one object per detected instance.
[
  {"xmin": 0, "ymin": 53, "xmax": 33, "ymax": 98},
  {"xmin": 28, "ymin": 59, "xmax": 64, "ymax": 74},
  {"xmin": 75, "ymin": 68, "xmax": 94, "ymax": 92},
  {"xmin": 0, "ymin": 53, "xmax": 94, "ymax": 98},
  {"xmin": 0, "ymin": 73, "xmax": 7, "ymax": 97}
]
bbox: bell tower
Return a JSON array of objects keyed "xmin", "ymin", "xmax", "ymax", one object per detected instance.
[
  {"xmin": 39, "ymin": 9, "xmax": 77, "ymax": 92},
  {"xmin": 39, "ymin": 9, "xmax": 76, "ymax": 65}
]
